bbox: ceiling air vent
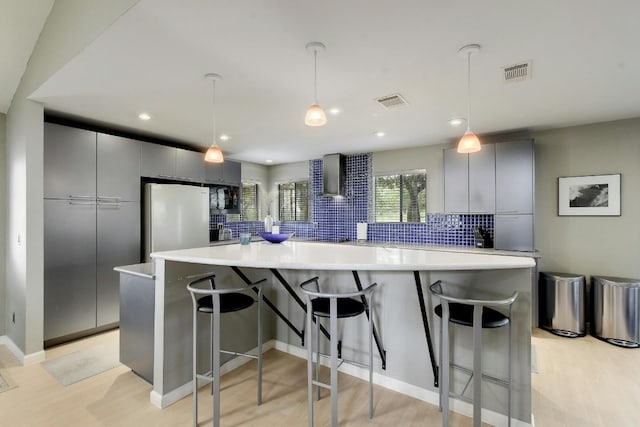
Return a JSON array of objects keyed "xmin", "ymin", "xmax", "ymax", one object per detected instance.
[
  {"xmin": 375, "ymin": 93, "xmax": 409, "ymax": 110},
  {"xmin": 502, "ymin": 61, "xmax": 532, "ymax": 82}
]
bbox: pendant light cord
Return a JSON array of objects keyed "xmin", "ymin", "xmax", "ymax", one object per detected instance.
[
  {"xmin": 211, "ymin": 78, "xmax": 217, "ymax": 145},
  {"xmin": 313, "ymin": 49, "xmax": 318, "ymax": 104},
  {"xmin": 466, "ymin": 50, "xmax": 472, "ymax": 133}
]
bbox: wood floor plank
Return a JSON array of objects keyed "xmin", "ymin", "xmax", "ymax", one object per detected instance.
[{"xmin": 0, "ymin": 329, "xmax": 638, "ymax": 426}]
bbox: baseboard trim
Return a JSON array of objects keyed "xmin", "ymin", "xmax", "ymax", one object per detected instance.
[
  {"xmin": 0, "ymin": 335, "xmax": 45, "ymax": 365},
  {"xmin": 273, "ymin": 340, "xmax": 533, "ymax": 427},
  {"xmin": 150, "ymin": 339, "xmax": 276, "ymax": 409}
]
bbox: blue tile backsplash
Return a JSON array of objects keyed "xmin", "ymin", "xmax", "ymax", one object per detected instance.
[{"xmin": 211, "ymin": 153, "xmax": 493, "ymax": 247}]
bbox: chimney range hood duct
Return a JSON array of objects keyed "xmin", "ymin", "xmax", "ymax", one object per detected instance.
[{"xmin": 321, "ymin": 153, "xmax": 346, "ymax": 197}]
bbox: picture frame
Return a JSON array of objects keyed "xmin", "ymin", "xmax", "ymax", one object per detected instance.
[{"xmin": 558, "ymin": 174, "xmax": 621, "ymax": 216}]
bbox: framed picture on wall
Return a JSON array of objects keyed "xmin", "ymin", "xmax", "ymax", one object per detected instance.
[{"xmin": 558, "ymin": 174, "xmax": 621, "ymax": 216}]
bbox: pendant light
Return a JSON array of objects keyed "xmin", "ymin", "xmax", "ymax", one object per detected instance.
[
  {"xmin": 304, "ymin": 42, "xmax": 327, "ymax": 127},
  {"xmin": 204, "ymin": 73, "xmax": 224, "ymax": 163},
  {"xmin": 457, "ymin": 44, "xmax": 482, "ymax": 154}
]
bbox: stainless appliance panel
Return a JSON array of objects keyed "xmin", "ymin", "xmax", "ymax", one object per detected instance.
[
  {"xmin": 44, "ymin": 199, "xmax": 97, "ymax": 341},
  {"xmin": 97, "ymin": 201, "xmax": 141, "ymax": 327}
]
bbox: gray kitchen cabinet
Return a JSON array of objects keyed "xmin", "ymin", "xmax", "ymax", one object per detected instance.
[
  {"xmin": 44, "ymin": 123, "xmax": 96, "ymax": 199},
  {"xmin": 140, "ymin": 142, "xmax": 176, "ymax": 178},
  {"xmin": 119, "ymin": 269, "xmax": 155, "ymax": 383},
  {"xmin": 223, "ymin": 160, "xmax": 242, "ymax": 185},
  {"xmin": 96, "ymin": 201, "xmax": 141, "ymax": 327},
  {"xmin": 97, "ymin": 133, "xmax": 141, "ymax": 202},
  {"xmin": 495, "ymin": 139, "xmax": 534, "ymax": 214},
  {"xmin": 44, "ymin": 123, "xmax": 142, "ymax": 345},
  {"xmin": 444, "ymin": 146, "xmax": 494, "ymax": 214},
  {"xmin": 204, "ymin": 161, "xmax": 223, "ymax": 183},
  {"xmin": 494, "ymin": 214, "xmax": 534, "ymax": 251},
  {"xmin": 176, "ymin": 148, "xmax": 205, "ymax": 182},
  {"xmin": 204, "ymin": 159, "xmax": 241, "ymax": 184},
  {"xmin": 443, "ymin": 148, "xmax": 469, "ymax": 213},
  {"xmin": 468, "ymin": 143, "xmax": 495, "ymax": 213},
  {"xmin": 44, "ymin": 199, "xmax": 97, "ymax": 342}
]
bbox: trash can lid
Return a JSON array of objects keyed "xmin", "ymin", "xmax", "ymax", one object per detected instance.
[
  {"xmin": 540, "ymin": 272, "xmax": 585, "ymax": 280},
  {"xmin": 592, "ymin": 276, "xmax": 640, "ymax": 287}
]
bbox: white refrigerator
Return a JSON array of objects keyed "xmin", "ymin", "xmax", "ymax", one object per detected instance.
[{"xmin": 144, "ymin": 183, "xmax": 210, "ymax": 261}]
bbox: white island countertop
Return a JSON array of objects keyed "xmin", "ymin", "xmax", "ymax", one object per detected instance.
[{"xmin": 151, "ymin": 240, "xmax": 535, "ymax": 271}]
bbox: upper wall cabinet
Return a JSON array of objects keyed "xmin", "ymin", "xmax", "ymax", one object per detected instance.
[
  {"xmin": 468, "ymin": 143, "xmax": 495, "ymax": 214},
  {"xmin": 140, "ymin": 142, "xmax": 175, "ymax": 178},
  {"xmin": 443, "ymin": 148, "xmax": 469, "ymax": 213},
  {"xmin": 443, "ymin": 144, "xmax": 495, "ymax": 214},
  {"xmin": 175, "ymin": 148, "xmax": 205, "ymax": 182},
  {"xmin": 204, "ymin": 160, "xmax": 241, "ymax": 185},
  {"xmin": 44, "ymin": 123, "xmax": 97, "ymax": 199},
  {"xmin": 495, "ymin": 139, "xmax": 534, "ymax": 214},
  {"xmin": 97, "ymin": 134, "xmax": 141, "ymax": 202}
]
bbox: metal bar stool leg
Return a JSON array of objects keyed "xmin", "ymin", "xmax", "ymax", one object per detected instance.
[
  {"xmin": 441, "ymin": 302, "xmax": 450, "ymax": 427},
  {"xmin": 257, "ymin": 287, "xmax": 263, "ymax": 405},
  {"xmin": 472, "ymin": 306, "xmax": 483, "ymax": 427},
  {"xmin": 330, "ymin": 297, "xmax": 338, "ymax": 427},
  {"xmin": 368, "ymin": 292, "xmax": 374, "ymax": 418},
  {"xmin": 213, "ymin": 294, "xmax": 221, "ymax": 427},
  {"xmin": 306, "ymin": 296, "xmax": 314, "ymax": 427},
  {"xmin": 192, "ymin": 303, "xmax": 198, "ymax": 427},
  {"xmin": 316, "ymin": 314, "xmax": 321, "ymax": 401}
]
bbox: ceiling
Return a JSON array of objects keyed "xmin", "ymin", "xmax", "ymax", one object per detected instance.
[{"xmin": 13, "ymin": 1, "xmax": 640, "ymax": 164}]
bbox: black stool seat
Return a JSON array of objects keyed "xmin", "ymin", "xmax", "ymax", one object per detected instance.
[
  {"xmin": 310, "ymin": 297, "xmax": 365, "ymax": 318},
  {"xmin": 435, "ymin": 303, "xmax": 509, "ymax": 328},
  {"xmin": 197, "ymin": 293, "xmax": 255, "ymax": 314}
]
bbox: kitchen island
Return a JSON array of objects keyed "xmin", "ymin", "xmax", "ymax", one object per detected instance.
[{"xmin": 149, "ymin": 241, "xmax": 535, "ymax": 425}]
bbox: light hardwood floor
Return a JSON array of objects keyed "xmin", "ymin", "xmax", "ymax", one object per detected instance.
[{"xmin": 0, "ymin": 328, "xmax": 638, "ymax": 426}]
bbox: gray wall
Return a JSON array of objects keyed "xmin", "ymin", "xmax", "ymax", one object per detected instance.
[
  {"xmin": 533, "ymin": 118, "xmax": 640, "ymax": 279},
  {"xmin": 0, "ymin": 113, "xmax": 5, "ymax": 336}
]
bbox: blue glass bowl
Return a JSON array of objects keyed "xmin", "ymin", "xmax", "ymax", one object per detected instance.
[{"xmin": 260, "ymin": 232, "xmax": 292, "ymax": 243}]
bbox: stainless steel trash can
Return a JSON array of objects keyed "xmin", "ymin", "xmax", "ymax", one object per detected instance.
[
  {"xmin": 592, "ymin": 276, "xmax": 640, "ymax": 348},
  {"xmin": 538, "ymin": 272, "xmax": 586, "ymax": 337}
]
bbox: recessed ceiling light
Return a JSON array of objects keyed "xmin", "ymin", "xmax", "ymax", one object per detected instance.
[
  {"xmin": 219, "ymin": 134, "xmax": 231, "ymax": 141},
  {"xmin": 265, "ymin": 159, "xmax": 273, "ymax": 164},
  {"xmin": 375, "ymin": 131, "xmax": 386, "ymax": 138},
  {"xmin": 448, "ymin": 117, "xmax": 466, "ymax": 127},
  {"xmin": 329, "ymin": 107, "xmax": 341, "ymax": 115},
  {"xmin": 138, "ymin": 113, "xmax": 151, "ymax": 121}
]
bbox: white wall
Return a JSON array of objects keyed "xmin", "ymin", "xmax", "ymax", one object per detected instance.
[
  {"xmin": 0, "ymin": 113, "xmax": 5, "ymax": 336},
  {"xmin": 4, "ymin": 0, "xmax": 140, "ymax": 357}
]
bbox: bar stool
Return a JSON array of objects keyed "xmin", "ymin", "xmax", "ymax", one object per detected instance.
[
  {"xmin": 186, "ymin": 273, "xmax": 266, "ymax": 427},
  {"xmin": 300, "ymin": 277, "xmax": 378, "ymax": 427},
  {"xmin": 429, "ymin": 280, "xmax": 518, "ymax": 427}
]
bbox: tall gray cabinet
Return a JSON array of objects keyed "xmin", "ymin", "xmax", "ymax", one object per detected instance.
[
  {"xmin": 44, "ymin": 123, "xmax": 141, "ymax": 345},
  {"xmin": 494, "ymin": 139, "xmax": 535, "ymax": 251}
]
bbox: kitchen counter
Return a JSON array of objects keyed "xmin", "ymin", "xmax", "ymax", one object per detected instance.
[
  {"xmin": 114, "ymin": 262, "xmax": 155, "ymax": 279},
  {"xmin": 148, "ymin": 241, "xmax": 535, "ymax": 425},
  {"xmin": 154, "ymin": 240, "xmax": 536, "ymax": 271}
]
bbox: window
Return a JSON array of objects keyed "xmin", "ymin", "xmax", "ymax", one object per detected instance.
[
  {"xmin": 278, "ymin": 180, "xmax": 309, "ymax": 221},
  {"xmin": 226, "ymin": 182, "xmax": 258, "ymax": 222},
  {"xmin": 374, "ymin": 171, "xmax": 426, "ymax": 223}
]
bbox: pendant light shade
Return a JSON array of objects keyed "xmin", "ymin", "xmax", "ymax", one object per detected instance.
[
  {"xmin": 457, "ymin": 44, "xmax": 481, "ymax": 154},
  {"xmin": 204, "ymin": 73, "xmax": 224, "ymax": 163},
  {"xmin": 305, "ymin": 103, "xmax": 327, "ymax": 127},
  {"xmin": 305, "ymin": 42, "xmax": 327, "ymax": 127}
]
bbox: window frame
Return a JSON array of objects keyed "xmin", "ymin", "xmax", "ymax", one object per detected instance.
[
  {"xmin": 373, "ymin": 169, "xmax": 427, "ymax": 223},
  {"xmin": 277, "ymin": 179, "xmax": 310, "ymax": 222}
]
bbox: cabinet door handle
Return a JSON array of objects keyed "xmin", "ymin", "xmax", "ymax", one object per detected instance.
[
  {"xmin": 68, "ymin": 200, "xmax": 96, "ymax": 206},
  {"xmin": 97, "ymin": 196, "xmax": 121, "ymax": 202},
  {"xmin": 68, "ymin": 195, "xmax": 94, "ymax": 200}
]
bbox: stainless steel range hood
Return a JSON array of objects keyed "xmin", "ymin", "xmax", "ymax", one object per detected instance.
[{"xmin": 320, "ymin": 153, "xmax": 346, "ymax": 197}]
